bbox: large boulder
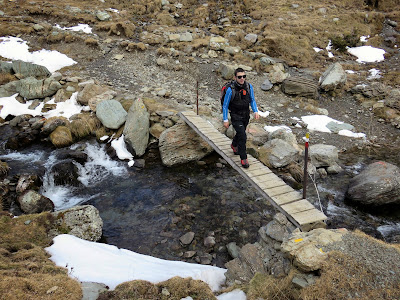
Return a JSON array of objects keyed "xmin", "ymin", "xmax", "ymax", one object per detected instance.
[
  {"xmin": 17, "ymin": 190, "xmax": 54, "ymax": 214},
  {"xmin": 347, "ymin": 161, "xmax": 400, "ymax": 206},
  {"xmin": 159, "ymin": 123, "xmax": 213, "ymax": 166},
  {"xmin": 16, "ymin": 77, "xmax": 61, "ymax": 99},
  {"xmin": 258, "ymin": 139, "xmax": 299, "ymax": 168},
  {"xmin": 247, "ymin": 123, "xmax": 269, "ymax": 146},
  {"xmin": 12, "ymin": 60, "xmax": 51, "ymax": 79},
  {"xmin": 49, "ymin": 205, "xmax": 103, "ymax": 241},
  {"xmin": 308, "ymin": 144, "xmax": 339, "ymax": 168},
  {"xmin": 266, "ymin": 63, "xmax": 289, "ymax": 84},
  {"xmin": 282, "ymin": 76, "xmax": 319, "ymax": 99},
  {"xmin": 123, "ymin": 98, "xmax": 150, "ymax": 157},
  {"xmin": 96, "ymin": 100, "xmax": 127, "ymax": 129},
  {"xmin": 50, "ymin": 159, "xmax": 81, "ymax": 186},
  {"xmin": 76, "ymin": 83, "xmax": 115, "ymax": 106},
  {"xmin": 281, "ymin": 228, "xmax": 346, "ymax": 272},
  {"xmin": 319, "ymin": 63, "xmax": 346, "ymax": 91}
]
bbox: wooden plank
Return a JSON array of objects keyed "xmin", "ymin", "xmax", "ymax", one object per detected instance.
[
  {"xmin": 291, "ymin": 209, "xmax": 327, "ymax": 225},
  {"xmin": 213, "ymin": 140, "xmax": 232, "ymax": 147},
  {"xmin": 246, "ymin": 168, "xmax": 269, "ymax": 177},
  {"xmin": 271, "ymin": 191, "xmax": 303, "ymax": 205},
  {"xmin": 264, "ymin": 185, "xmax": 294, "ymax": 197},
  {"xmin": 255, "ymin": 179, "xmax": 287, "ymax": 189},
  {"xmin": 252, "ymin": 173, "xmax": 280, "ymax": 183},
  {"xmin": 280, "ymin": 200, "xmax": 316, "ymax": 215}
]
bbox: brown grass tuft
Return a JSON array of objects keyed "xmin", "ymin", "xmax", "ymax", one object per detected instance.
[
  {"xmin": 0, "ymin": 160, "xmax": 10, "ymax": 177},
  {"xmin": 69, "ymin": 113, "xmax": 101, "ymax": 140},
  {"xmin": 84, "ymin": 37, "xmax": 99, "ymax": 47},
  {"xmin": 95, "ymin": 22, "xmax": 136, "ymax": 38},
  {"xmin": 0, "ymin": 213, "xmax": 82, "ymax": 300},
  {"xmin": 246, "ymin": 272, "xmax": 298, "ymax": 300},
  {"xmin": 301, "ymin": 250, "xmax": 400, "ymax": 300},
  {"xmin": 0, "ymin": 73, "xmax": 17, "ymax": 85},
  {"xmin": 99, "ymin": 276, "xmax": 217, "ymax": 299}
]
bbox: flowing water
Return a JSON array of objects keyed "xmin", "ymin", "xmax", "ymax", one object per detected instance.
[{"xmin": 1, "ymin": 139, "xmax": 399, "ymax": 267}]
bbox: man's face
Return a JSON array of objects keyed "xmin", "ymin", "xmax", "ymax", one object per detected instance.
[{"xmin": 235, "ymin": 72, "xmax": 246, "ymax": 85}]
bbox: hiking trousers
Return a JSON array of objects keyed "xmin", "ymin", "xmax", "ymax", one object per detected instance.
[{"xmin": 231, "ymin": 111, "xmax": 250, "ymax": 160}]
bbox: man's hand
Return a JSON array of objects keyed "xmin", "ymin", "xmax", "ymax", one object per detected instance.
[
  {"xmin": 224, "ymin": 121, "xmax": 230, "ymax": 128},
  {"xmin": 254, "ymin": 112, "xmax": 260, "ymax": 120}
]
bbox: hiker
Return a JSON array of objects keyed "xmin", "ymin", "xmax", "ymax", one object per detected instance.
[{"xmin": 222, "ymin": 68, "xmax": 259, "ymax": 168}]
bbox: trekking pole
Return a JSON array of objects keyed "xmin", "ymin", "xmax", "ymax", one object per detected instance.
[
  {"xmin": 303, "ymin": 132, "xmax": 310, "ymax": 199},
  {"xmin": 196, "ymin": 80, "xmax": 199, "ymax": 115}
]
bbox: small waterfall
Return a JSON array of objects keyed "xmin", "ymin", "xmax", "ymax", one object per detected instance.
[{"xmin": 41, "ymin": 142, "xmax": 128, "ymax": 211}]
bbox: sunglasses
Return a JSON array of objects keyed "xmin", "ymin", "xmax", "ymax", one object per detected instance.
[{"xmin": 236, "ymin": 75, "xmax": 246, "ymax": 79}]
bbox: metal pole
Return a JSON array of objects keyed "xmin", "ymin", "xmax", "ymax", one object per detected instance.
[
  {"xmin": 196, "ymin": 80, "xmax": 199, "ymax": 115},
  {"xmin": 303, "ymin": 132, "xmax": 309, "ymax": 199}
]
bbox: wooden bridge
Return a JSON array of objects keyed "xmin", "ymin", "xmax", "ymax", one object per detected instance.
[{"xmin": 179, "ymin": 111, "xmax": 327, "ymax": 231}]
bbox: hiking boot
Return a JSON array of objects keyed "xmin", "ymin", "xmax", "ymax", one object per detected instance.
[
  {"xmin": 241, "ymin": 159, "xmax": 249, "ymax": 168},
  {"xmin": 231, "ymin": 144, "xmax": 239, "ymax": 155}
]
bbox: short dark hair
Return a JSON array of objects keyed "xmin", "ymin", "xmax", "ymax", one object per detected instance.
[{"xmin": 234, "ymin": 68, "xmax": 245, "ymax": 76}]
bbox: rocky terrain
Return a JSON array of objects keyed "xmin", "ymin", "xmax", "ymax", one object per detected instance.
[{"xmin": 0, "ymin": 0, "xmax": 400, "ymax": 299}]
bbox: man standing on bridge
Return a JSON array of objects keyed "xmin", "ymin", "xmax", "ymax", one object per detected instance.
[{"xmin": 223, "ymin": 68, "xmax": 259, "ymax": 168}]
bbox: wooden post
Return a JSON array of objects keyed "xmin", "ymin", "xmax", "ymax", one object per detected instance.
[
  {"xmin": 196, "ymin": 80, "xmax": 199, "ymax": 115},
  {"xmin": 303, "ymin": 132, "xmax": 309, "ymax": 199}
]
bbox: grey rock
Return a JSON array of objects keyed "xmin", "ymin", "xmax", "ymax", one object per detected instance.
[
  {"xmin": 0, "ymin": 80, "xmax": 18, "ymax": 97},
  {"xmin": 309, "ymin": 144, "xmax": 338, "ymax": 168},
  {"xmin": 96, "ymin": 11, "xmax": 111, "ymax": 21},
  {"xmin": 16, "ymin": 77, "xmax": 61, "ymax": 100},
  {"xmin": 244, "ymin": 33, "xmax": 258, "ymax": 44},
  {"xmin": 180, "ymin": 32, "xmax": 193, "ymax": 42},
  {"xmin": 17, "ymin": 190, "xmax": 54, "ymax": 214},
  {"xmin": 50, "ymin": 159, "xmax": 80, "ymax": 186},
  {"xmin": 159, "ymin": 123, "xmax": 213, "ymax": 166},
  {"xmin": 12, "ymin": 60, "xmax": 51, "ymax": 79},
  {"xmin": 326, "ymin": 121, "xmax": 354, "ymax": 133},
  {"xmin": 33, "ymin": 24, "xmax": 44, "ymax": 31},
  {"xmin": 319, "ymin": 63, "xmax": 347, "ymax": 91},
  {"xmin": 265, "ymin": 219, "xmax": 290, "ymax": 242},
  {"xmin": 77, "ymin": 83, "xmax": 114, "ymax": 106},
  {"xmin": 123, "ymin": 98, "xmax": 150, "ymax": 157},
  {"xmin": 0, "ymin": 61, "xmax": 13, "ymax": 74},
  {"xmin": 204, "ymin": 236, "xmax": 216, "ymax": 247},
  {"xmin": 50, "ymin": 205, "xmax": 103, "ymax": 241},
  {"xmin": 218, "ymin": 63, "xmax": 235, "ymax": 80},
  {"xmin": 259, "ymin": 56, "xmax": 276, "ymax": 66},
  {"xmin": 261, "ymin": 78, "xmax": 273, "ymax": 91},
  {"xmin": 16, "ymin": 174, "xmax": 40, "ymax": 194},
  {"xmin": 327, "ymin": 162, "xmax": 343, "ymax": 174},
  {"xmin": 227, "ymin": 242, "xmax": 240, "ymax": 259},
  {"xmin": 268, "ymin": 63, "xmax": 289, "ymax": 84},
  {"xmin": 282, "ymin": 76, "xmax": 319, "ymax": 98},
  {"xmin": 81, "ymin": 282, "xmax": 108, "ymax": 300},
  {"xmin": 179, "ymin": 232, "xmax": 195, "ymax": 245},
  {"xmin": 96, "ymin": 100, "xmax": 127, "ymax": 129},
  {"xmin": 347, "ymin": 161, "xmax": 400, "ymax": 206},
  {"xmin": 259, "ymin": 139, "xmax": 299, "ymax": 168},
  {"xmin": 247, "ymin": 123, "xmax": 268, "ymax": 146},
  {"xmin": 292, "ymin": 274, "xmax": 316, "ymax": 288}
]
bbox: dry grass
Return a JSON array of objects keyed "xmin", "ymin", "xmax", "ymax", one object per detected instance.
[
  {"xmin": 99, "ymin": 276, "xmax": 217, "ymax": 300},
  {"xmin": 49, "ymin": 126, "xmax": 74, "ymax": 147},
  {"xmin": 245, "ymin": 272, "xmax": 298, "ymax": 300},
  {"xmin": 0, "ymin": 73, "xmax": 17, "ymax": 85},
  {"xmin": 0, "ymin": 213, "xmax": 82, "ymax": 300},
  {"xmin": 69, "ymin": 113, "xmax": 101, "ymax": 140},
  {"xmin": 0, "ymin": 160, "xmax": 9, "ymax": 177},
  {"xmin": 300, "ymin": 251, "xmax": 400, "ymax": 300}
]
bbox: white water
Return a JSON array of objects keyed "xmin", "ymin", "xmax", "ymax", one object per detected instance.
[
  {"xmin": 0, "ymin": 150, "xmax": 45, "ymax": 163},
  {"xmin": 40, "ymin": 143, "xmax": 128, "ymax": 210}
]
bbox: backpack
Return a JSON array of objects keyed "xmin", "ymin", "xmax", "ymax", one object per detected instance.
[
  {"xmin": 220, "ymin": 81, "xmax": 250, "ymax": 109},
  {"xmin": 220, "ymin": 81, "xmax": 235, "ymax": 108}
]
